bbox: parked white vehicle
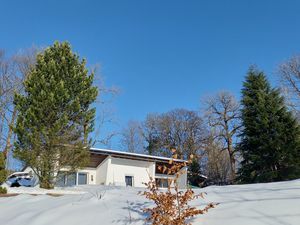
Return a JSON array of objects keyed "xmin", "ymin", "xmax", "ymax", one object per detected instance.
[{"xmin": 6, "ymin": 172, "xmax": 35, "ymax": 187}]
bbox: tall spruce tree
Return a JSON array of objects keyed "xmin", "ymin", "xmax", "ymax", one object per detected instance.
[
  {"xmin": 237, "ymin": 67, "xmax": 300, "ymax": 183},
  {"xmin": 14, "ymin": 42, "xmax": 98, "ymax": 189}
]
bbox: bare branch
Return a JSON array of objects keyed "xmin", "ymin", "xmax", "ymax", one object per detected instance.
[{"xmin": 202, "ymin": 91, "xmax": 241, "ymax": 181}]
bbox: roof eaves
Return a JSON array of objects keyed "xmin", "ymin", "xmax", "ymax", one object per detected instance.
[{"xmin": 90, "ymin": 148, "xmax": 187, "ymax": 163}]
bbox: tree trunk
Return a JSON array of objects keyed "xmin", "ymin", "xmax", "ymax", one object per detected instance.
[
  {"xmin": 39, "ymin": 170, "xmax": 54, "ymax": 189},
  {"xmin": 40, "ymin": 179, "xmax": 54, "ymax": 189},
  {"xmin": 3, "ymin": 107, "xmax": 17, "ymax": 168},
  {"xmin": 39, "ymin": 163, "xmax": 55, "ymax": 189},
  {"xmin": 229, "ymin": 152, "xmax": 236, "ymax": 181},
  {"xmin": 227, "ymin": 138, "xmax": 236, "ymax": 182}
]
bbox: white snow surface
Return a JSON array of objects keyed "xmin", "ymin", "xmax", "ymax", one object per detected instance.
[{"xmin": 1, "ymin": 179, "xmax": 300, "ymax": 225}]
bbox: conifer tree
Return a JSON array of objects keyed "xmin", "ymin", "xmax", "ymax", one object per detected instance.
[
  {"xmin": 0, "ymin": 152, "xmax": 7, "ymax": 184},
  {"xmin": 188, "ymin": 159, "xmax": 203, "ymax": 187},
  {"xmin": 14, "ymin": 42, "xmax": 98, "ymax": 189},
  {"xmin": 237, "ymin": 67, "xmax": 300, "ymax": 183}
]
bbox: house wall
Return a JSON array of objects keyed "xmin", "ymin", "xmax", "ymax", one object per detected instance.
[
  {"xmin": 106, "ymin": 157, "xmax": 155, "ymax": 187},
  {"xmin": 22, "ymin": 156, "xmax": 187, "ymax": 188},
  {"xmin": 176, "ymin": 166, "xmax": 188, "ymax": 189},
  {"xmin": 96, "ymin": 156, "xmax": 110, "ymax": 185},
  {"xmin": 59, "ymin": 167, "xmax": 96, "ymax": 185},
  {"xmin": 77, "ymin": 168, "xmax": 97, "ymax": 185}
]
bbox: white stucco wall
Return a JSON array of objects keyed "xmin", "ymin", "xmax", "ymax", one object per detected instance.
[
  {"xmin": 23, "ymin": 157, "xmax": 187, "ymax": 188},
  {"xmin": 77, "ymin": 168, "xmax": 97, "ymax": 185},
  {"xmin": 176, "ymin": 166, "xmax": 188, "ymax": 189},
  {"xmin": 106, "ymin": 157, "xmax": 155, "ymax": 187},
  {"xmin": 96, "ymin": 156, "xmax": 110, "ymax": 185},
  {"xmin": 58, "ymin": 167, "xmax": 96, "ymax": 185}
]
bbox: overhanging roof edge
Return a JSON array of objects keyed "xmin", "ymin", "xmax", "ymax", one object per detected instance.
[{"xmin": 90, "ymin": 148, "xmax": 187, "ymax": 163}]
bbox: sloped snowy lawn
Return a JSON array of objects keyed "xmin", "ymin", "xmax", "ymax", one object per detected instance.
[
  {"xmin": 0, "ymin": 179, "xmax": 300, "ymax": 225},
  {"xmin": 198, "ymin": 179, "xmax": 300, "ymax": 225}
]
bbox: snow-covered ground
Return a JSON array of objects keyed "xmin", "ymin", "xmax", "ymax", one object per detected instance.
[{"xmin": 1, "ymin": 179, "xmax": 300, "ymax": 225}]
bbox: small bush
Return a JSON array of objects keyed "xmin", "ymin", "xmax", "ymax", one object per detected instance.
[
  {"xmin": 0, "ymin": 187, "xmax": 7, "ymax": 194},
  {"xmin": 141, "ymin": 150, "xmax": 216, "ymax": 225}
]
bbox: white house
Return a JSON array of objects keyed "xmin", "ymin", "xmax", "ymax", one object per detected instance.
[{"xmin": 24, "ymin": 148, "xmax": 188, "ymax": 188}]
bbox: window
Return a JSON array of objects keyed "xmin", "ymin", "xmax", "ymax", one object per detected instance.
[
  {"xmin": 55, "ymin": 172, "xmax": 85, "ymax": 187},
  {"xmin": 66, "ymin": 173, "xmax": 76, "ymax": 186},
  {"xmin": 125, "ymin": 176, "xmax": 133, "ymax": 187},
  {"xmin": 156, "ymin": 178, "xmax": 169, "ymax": 188},
  {"xmin": 78, "ymin": 173, "xmax": 87, "ymax": 185}
]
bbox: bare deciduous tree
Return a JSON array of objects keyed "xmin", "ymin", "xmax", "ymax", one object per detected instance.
[
  {"xmin": 91, "ymin": 66, "xmax": 119, "ymax": 148},
  {"xmin": 0, "ymin": 48, "xmax": 38, "ymax": 169},
  {"xmin": 278, "ymin": 55, "xmax": 300, "ymax": 112},
  {"xmin": 203, "ymin": 91, "xmax": 241, "ymax": 181},
  {"xmin": 120, "ymin": 120, "xmax": 144, "ymax": 153},
  {"xmin": 203, "ymin": 131, "xmax": 231, "ymax": 184},
  {"xmin": 141, "ymin": 109, "xmax": 207, "ymax": 160},
  {"xmin": 141, "ymin": 113, "xmax": 161, "ymax": 155}
]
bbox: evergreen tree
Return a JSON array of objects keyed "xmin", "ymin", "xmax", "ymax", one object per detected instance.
[
  {"xmin": 188, "ymin": 159, "xmax": 203, "ymax": 187},
  {"xmin": 0, "ymin": 152, "xmax": 7, "ymax": 184},
  {"xmin": 237, "ymin": 67, "xmax": 300, "ymax": 183},
  {"xmin": 14, "ymin": 42, "xmax": 98, "ymax": 189}
]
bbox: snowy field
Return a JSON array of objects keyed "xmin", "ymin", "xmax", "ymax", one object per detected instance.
[{"xmin": 0, "ymin": 179, "xmax": 300, "ymax": 225}]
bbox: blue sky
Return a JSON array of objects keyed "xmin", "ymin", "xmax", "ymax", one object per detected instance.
[{"xmin": 2, "ymin": 0, "xmax": 300, "ymax": 149}]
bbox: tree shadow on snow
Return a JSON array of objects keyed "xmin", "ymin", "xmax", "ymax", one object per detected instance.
[{"xmin": 112, "ymin": 201, "xmax": 151, "ymax": 225}]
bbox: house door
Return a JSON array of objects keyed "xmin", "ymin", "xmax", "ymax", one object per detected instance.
[{"xmin": 125, "ymin": 176, "xmax": 133, "ymax": 186}]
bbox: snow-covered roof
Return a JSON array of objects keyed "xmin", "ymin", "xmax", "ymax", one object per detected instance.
[
  {"xmin": 90, "ymin": 148, "xmax": 187, "ymax": 163},
  {"xmin": 9, "ymin": 171, "xmax": 30, "ymax": 176}
]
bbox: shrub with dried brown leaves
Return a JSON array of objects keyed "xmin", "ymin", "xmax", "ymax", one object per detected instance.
[{"xmin": 141, "ymin": 150, "xmax": 216, "ymax": 225}]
